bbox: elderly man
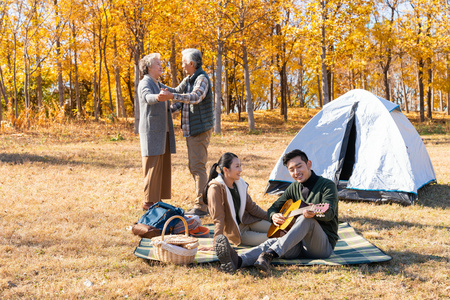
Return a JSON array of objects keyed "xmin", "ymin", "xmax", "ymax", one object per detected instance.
[{"xmin": 159, "ymin": 48, "xmax": 214, "ymax": 217}]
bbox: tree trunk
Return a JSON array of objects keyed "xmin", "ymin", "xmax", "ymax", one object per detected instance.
[
  {"xmin": 0, "ymin": 64, "xmax": 6, "ymax": 123},
  {"xmin": 418, "ymin": 58, "xmax": 425, "ymax": 122},
  {"xmin": 269, "ymin": 27, "xmax": 274, "ymax": 111},
  {"xmin": 426, "ymin": 57, "xmax": 432, "ymax": 119},
  {"xmin": 97, "ymin": 27, "xmax": 103, "ymax": 118},
  {"xmin": 92, "ymin": 26, "xmax": 98, "ymax": 121},
  {"xmin": 241, "ymin": 82, "xmax": 245, "ymax": 114},
  {"xmin": 124, "ymin": 65, "xmax": 134, "ymax": 111},
  {"xmin": 321, "ymin": 52, "xmax": 329, "ymax": 104},
  {"xmin": 113, "ymin": 36, "xmax": 125, "ymax": 118},
  {"xmin": 224, "ymin": 50, "xmax": 229, "ymax": 115},
  {"xmin": 447, "ymin": 53, "xmax": 450, "ymax": 116},
  {"xmin": 0, "ymin": 65, "xmax": 8, "ymax": 108},
  {"xmin": 69, "ymin": 54, "xmax": 73, "ymax": 114},
  {"xmin": 103, "ymin": 37, "xmax": 114, "ymax": 114},
  {"xmin": 381, "ymin": 51, "xmax": 393, "ymax": 102},
  {"xmin": 170, "ymin": 36, "xmax": 178, "ymax": 87},
  {"xmin": 269, "ymin": 76, "xmax": 273, "ymax": 110},
  {"xmin": 36, "ymin": 57, "xmax": 43, "ymax": 113},
  {"xmin": 402, "ymin": 81, "xmax": 409, "ymax": 113},
  {"xmin": 287, "ymin": 81, "xmax": 291, "ymax": 107},
  {"xmin": 72, "ymin": 24, "xmax": 81, "ymax": 118},
  {"xmin": 330, "ymin": 70, "xmax": 334, "ymax": 101},
  {"xmin": 280, "ymin": 63, "xmax": 285, "ymax": 116},
  {"xmin": 447, "ymin": 92, "xmax": 450, "ymax": 116},
  {"xmin": 316, "ymin": 67, "xmax": 322, "ymax": 107},
  {"xmin": 55, "ymin": 0, "xmax": 64, "ymax": 108},
  {"xmin": 93, "ymin": 70, "xmax": 98, "ymax": 120},
  {"xmin": 212, "ymin": 60, "xmax": 215, "ymax": 99},
  {"xmin": 0, "ymin": 86, "xmax": 2, "ymax": 123},
  {"xmin": 400, "ymin": 56, "xmax": 409, "ymax": 113},
  {"xmin": 0, "ymin": 76, "xmax": 3, "ymax": 122},
  {"xmin": 23, "ymin": 44, "xmax": 30, "ymax": 110},
  {"xmin": 13, "ymin": 32, "xmax": 18, "ymax": 119},
  {"xmin": 24, "ymin": 46, "xmax": 31, "ymax": 128},
  {"xmin": 214, "ymin": 39, "xmax": 223, "ymax": 134},
  {"xmin": 242, "ymin": 44, "xmax": 254, "ymax": 131},
  {"xmin": 134, "ymin": 44, "xmax": 141, "ymax": 134},
  {"xmin": 298, "ymin": 58, "xmax": 304, "ymax": 108},
  {"xmin": 114, "ymin": 66, "xmax": 125, "ymax": 118},
  {"xmin": 321, "ymin": 1, "xmax": 330, "ymax": 105},
  {"xmin": 281, "ymin": 62, "xmax": 287, "ymax": 121},
  {"xmin": 362, "ymin": 70, "xmax": 367, "ymax": 90},
  {"xmin": 350, "ymin": 70, "xmax": 355, "ymax": 90},
  {"xmin": 233, "ymin": 70, "xmax": 242, "ymax": 121}
]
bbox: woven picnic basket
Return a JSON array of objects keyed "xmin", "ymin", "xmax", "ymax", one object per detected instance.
[{"xmin": 151, "ymin": 215, "xmax": 199, "ymax": 264}]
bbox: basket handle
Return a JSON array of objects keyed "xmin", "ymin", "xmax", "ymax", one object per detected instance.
[{"xmin": 161, "ymin": 215, "xmax": 189, "ymax": 241}]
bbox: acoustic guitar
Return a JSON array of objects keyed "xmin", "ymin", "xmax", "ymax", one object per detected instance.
[{"xmin": 267, "ymin": 199, "xmax": 330, "ymax": 238}]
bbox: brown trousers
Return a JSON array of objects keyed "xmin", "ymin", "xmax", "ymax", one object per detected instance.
[{"xmin": 142, "ymin": 134, "xmax": 171, "ymax": 205}]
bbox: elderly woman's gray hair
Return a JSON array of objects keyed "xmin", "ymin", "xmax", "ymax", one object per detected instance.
[
  {"xmin": 139, "ymin": 53, "xmax": 161, "ymax": 75},
  {"xmin": 182, "ymin": 49, "xmax": 202, "ymax": 69}
]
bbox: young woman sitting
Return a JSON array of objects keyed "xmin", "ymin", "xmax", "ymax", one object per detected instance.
[{"xmin": 205, "ymin": 152, "xmax": 271, "ymax": 246}]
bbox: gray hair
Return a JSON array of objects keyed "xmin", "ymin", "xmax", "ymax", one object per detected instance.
[
  {"xmin": 139, "ymin": 53, "xmax": 161, "ymax": 75},
  {"xmin": 182, "ymin": 48, "xmax": 202, "ymax": 69}
]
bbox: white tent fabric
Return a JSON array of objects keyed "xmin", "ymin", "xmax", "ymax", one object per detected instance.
[{"xmin": 267, "ymin": 89, "xmax": 436, "ymax": 205}]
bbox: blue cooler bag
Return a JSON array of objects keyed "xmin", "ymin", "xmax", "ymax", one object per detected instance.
[{"xmin": 138, "ymin": 202, "xmax": 184, "ymax": 234}]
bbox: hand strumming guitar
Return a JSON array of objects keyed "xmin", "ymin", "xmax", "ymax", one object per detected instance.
[{"xmin": 272, "ymin": 213, "xmax": 286, "ymax": 226}]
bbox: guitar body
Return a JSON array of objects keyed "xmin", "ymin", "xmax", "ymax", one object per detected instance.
[{"xmin": 267, "ymin": 199, "xmax": 305, "ymax": 238}]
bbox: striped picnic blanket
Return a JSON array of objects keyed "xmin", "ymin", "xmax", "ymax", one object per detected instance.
[{"xmin": 133, "ymin": 222, "xmax": 392, "ymax": 265}]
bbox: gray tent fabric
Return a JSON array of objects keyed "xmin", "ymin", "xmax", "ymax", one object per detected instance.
[{"xmin": 266, "ymin": 89, "xmax": 436, "ymax": 205}]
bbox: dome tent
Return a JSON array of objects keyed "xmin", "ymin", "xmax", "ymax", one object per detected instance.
[{"xmin": 265, "ymin": 89, "xmax": 436, "ymax": 205}]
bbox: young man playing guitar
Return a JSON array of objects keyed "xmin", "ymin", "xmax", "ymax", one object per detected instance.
[{"xmin": 215, "ymin": 149, "xmax": 339, "ymax": 272}]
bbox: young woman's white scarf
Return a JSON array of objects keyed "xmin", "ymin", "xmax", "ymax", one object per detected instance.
[{"xmin": 214, "ymin": 174, "xmax": 248, "ymax": 229}]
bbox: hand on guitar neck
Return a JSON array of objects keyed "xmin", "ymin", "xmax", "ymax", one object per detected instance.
[{"xmin": 267, "ymin": 199, "xmax": 329, "ymax": 238}]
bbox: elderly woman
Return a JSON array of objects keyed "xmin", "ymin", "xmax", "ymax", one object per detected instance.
[{"xmin": 138, "ymin": 53, "xmax": 176, "ymax": 210}]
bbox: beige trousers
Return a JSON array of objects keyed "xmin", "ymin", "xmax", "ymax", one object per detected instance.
[
  {"xmin": 186, "ymin": 129, "xmax": 212, "ymax": 211},
  {"xmin": 142, "ymin": 134, "xmax": 171, "ymax": 205},
  {"xmin": 239, "ymin": 220, "xmax": 272, "ymax": 246}
]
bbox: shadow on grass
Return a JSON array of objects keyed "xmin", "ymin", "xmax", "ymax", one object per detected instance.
[
  {"xmin": 144, "ymin": 247, "xmax": 446, "ymax": 281},
  {"xmin": 416, "ymin": 183, "xmax": 450, "ymax": 209},
  {"xmin": 0, "ymin": 152, "xmax": 140, "ymax": 169},
  {"xmin": 0, "ymin": 153, "xmax": 75, "ymax": 165},
  {"xmin": 184, "ymin": 248, "xmax": 447, "ymax": 280}
]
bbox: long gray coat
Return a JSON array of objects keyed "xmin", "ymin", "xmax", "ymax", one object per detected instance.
[{"xmin": 138, "ymin": 75, "xmax": 176, "ymax": 156}]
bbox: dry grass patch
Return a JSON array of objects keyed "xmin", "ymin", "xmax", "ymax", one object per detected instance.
[{"xmin": 1, "ymin": 108, "xmax": 449, "ymax": 299}]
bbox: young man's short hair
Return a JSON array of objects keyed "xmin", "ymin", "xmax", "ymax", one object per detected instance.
[{"xmin": 282, "ymin": 149, "xmax": 309, "ymax": 166}]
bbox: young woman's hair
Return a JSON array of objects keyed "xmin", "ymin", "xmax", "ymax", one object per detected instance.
[
  {"xmin": 282, "ymin": 149, "xmax": 309, "ymax": 166},
  {"xmin": 203, "ymin": 152, "xmax": 238, "ymax": 204}
]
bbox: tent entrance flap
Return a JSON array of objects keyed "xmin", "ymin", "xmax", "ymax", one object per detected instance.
[{"xmin": 334, "ymin": 102, "xmax": 358, "ymax": 183}]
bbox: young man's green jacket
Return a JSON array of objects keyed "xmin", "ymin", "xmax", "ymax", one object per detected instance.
[{"xmin": 267, "ymin": 176, "xmax": 339, "ymax": 248}]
